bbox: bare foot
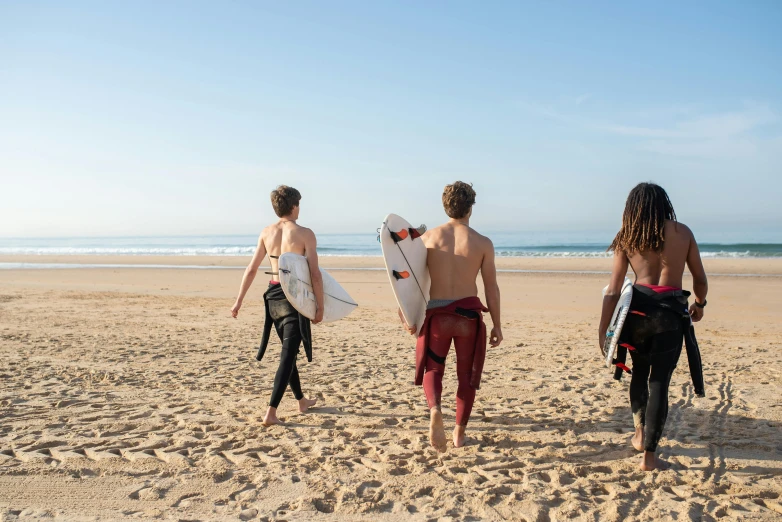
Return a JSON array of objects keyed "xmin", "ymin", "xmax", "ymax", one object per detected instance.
[
  {"xmin": 298, "ymin": 397, "xmax": 318, "ymax": 413},
  {"xmin": 262, "ymin": 407, "xmax": 280, "ymax": 426},
  {"xmin": 453, "ymin": 425, "xmax": 466, "ymax": 448},
  {"xmin": 429, "ymin": 407, "xmax": 446, "ymax": 452},
  {"xmin": 640, "ymin": 451, "xmax": 670, "ymax": 471},
  {"xmin": 631, "ymin": 426, "xmax": 644, "ymax": 452}
]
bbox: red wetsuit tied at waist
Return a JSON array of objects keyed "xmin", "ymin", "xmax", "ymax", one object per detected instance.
[
  {"xmin": 415, "ymin": 296, "xmax": 489, "ymax": 389},
  {"xmin": 637, "ymin": 283, "xmax": 681, "ymax": 293}
]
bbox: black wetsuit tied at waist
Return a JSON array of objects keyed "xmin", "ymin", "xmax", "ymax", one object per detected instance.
[
  {"xmin": 613, "ymin": 284, "xmax": 705, "ymax": 397},
  {"xmin": 257, "ymin": 283, "xmax": 312, "ymax": 363}
]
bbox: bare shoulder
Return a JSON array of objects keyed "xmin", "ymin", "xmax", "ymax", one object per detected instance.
[
  {"xmin": 427, "ymin": 223, "xmax": 448, "ymax": 235},
  {"xmin": 669, "ymin": 220, "xmax": 694, "ymax": 240},
  {"xmin": 259, "ymin": 225, "xmax": 274, "ymax": 242},
  {"xmin": 422, "ymin": 223, "xmax": 446, "ymax": 245},
  {"xmin": 471, "ymin": 228, "xmax": 493, "ymax": 248},
  {"xmin": 296, "ymin": 225, "xmax": 317, "ymax": 242},
  {"xmin": 298, "ymin": 224, "xmax": 315, "ymax": 236}
]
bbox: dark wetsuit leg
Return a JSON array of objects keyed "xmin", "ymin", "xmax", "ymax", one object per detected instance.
[
  {"xmin": 423, "ymin": 314, "xmax": 477, "ymax": 426},
  {"xmin": 629, "ymin": 334, "xmax": 683, "ymax": 452},
  {"xmin": 269, "ymin": 320, "xmax": 305, "ymax": 408},
  {"xmin": 629, "ymin": 357, "xmax": 651, "ymax": 429}
]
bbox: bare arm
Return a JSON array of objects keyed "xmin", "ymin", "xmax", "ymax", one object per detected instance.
[
  {"xmin": 481, "ymin": 239, "xmax": 502, "ymax": 347},
  {"xmin": 304, "ymin": 229, "xmax": 325, "ymax": 324},
  {"xmin": 686, "ymin": 231, "xmax": 708, "ymax": 322},
  {"xmin": 231, "ymin": 234, "xmax": 267, "ymax": 318},
  {"xmin": 598, "ymin": 249, "xmax": 629, "ymax": 349}
]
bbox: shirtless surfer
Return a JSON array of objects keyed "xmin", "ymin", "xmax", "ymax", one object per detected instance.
[
  {"xmin": 399, "ymin": 181, "xmax": 503, "ymax": 451},
  {"xmin": 231, "ymin": 185, "xmax": 323, "ymax": 426},
  {"xmin": 599, "ymin": 182, "xmax": 708, "ymax": 471}
]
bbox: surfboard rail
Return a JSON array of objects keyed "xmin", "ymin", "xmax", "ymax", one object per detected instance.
[{"xmin": 602, "ymin": 278, "xmax": 634, "ymax": 367}]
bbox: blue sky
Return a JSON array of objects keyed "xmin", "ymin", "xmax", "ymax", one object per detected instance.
[{"xmin": 1, "ymin": 1, "xmax": 780, "ymax": 241}]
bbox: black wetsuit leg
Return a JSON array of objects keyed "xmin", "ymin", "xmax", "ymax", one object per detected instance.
[
  {"xmin": 269, "ymin": 320, "xmax": 305, "ymax": 408},
  {"xmin": 629, "ymin": 358, "xmax": 651, "ymax": 430},
  {"xmin": 630, "ymin": 333, "xmax": 683, "ymax": 452}
]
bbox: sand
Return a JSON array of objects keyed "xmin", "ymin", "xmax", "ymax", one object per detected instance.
[{"xmin": 1, "ymin": 257, "xmax": 781, "ymax": 521}]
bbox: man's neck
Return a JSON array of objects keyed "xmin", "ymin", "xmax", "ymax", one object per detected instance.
[
  {"xmin": 449, "ymin": 218, "xmax": 470, "ymax": 227},
  {"xmin": 279, "ymin": 217, "xmax": 296, "ymax": 224}
]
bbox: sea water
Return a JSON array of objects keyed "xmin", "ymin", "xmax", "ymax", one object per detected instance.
[{"xmin": 1, "ymin": 234, "xmax": 781, "ymax": 258}]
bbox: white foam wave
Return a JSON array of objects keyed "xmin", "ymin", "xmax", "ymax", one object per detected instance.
[
  {"xmin": 700, "ymin": 251, "xmax": 754, "ymax": 258},
  {"xmin": 0, "ymin": 247, "xmax": 258, "ymax": 256},
  {"xmin": 495, "ymin": 251, "xmax": 613, "ymax": 258},
  {"xmin": 0, "ymin": 248, "xmax": 775, "ymax": 259}
]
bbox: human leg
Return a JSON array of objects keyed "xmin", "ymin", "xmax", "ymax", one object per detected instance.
[{"xmin": 629, "ymin": 354, "xmax": 651, "ymax": 451}]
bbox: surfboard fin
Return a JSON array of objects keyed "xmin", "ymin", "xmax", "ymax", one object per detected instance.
[
  {"xmin": 390, "ymin": 225, "xmax": 427, "ymax": 243},
  {"xmin": 390, "ymin": 229, "xmax": 409, "ymax": 243},
  {"xmin": 392, "ymin": 270, "xmax": 410, "ymax": 280},
  {"xmin": 410, "ymin": 225, "xmax": 427, "ymax": 239}
]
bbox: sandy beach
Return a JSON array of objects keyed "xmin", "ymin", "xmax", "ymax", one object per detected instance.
[
  {"xmin": 3, "ymin": 255, "xmax": 782, "ymax": 275},
  {"xmin": 1, "ymin": 257, "xmax": 781, "ymax": 521}
]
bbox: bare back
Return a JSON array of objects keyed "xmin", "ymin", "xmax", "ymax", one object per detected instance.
[
  {"xmin": 423, "ymin": 223, "xmax": 491, "ymax": 300},
  {"xmin": 262, "ymin": 221, "xmax": 311, "ymax": 275},
  {"xmin": 628, "ymin": 220, "xmax": 704, "ymax": 288}
]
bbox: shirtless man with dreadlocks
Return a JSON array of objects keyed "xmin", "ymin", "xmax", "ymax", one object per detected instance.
[{"xmin": 599, "ymin": 182, "xmax": 708, "ymax": 471}]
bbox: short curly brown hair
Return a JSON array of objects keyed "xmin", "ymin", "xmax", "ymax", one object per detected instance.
[
  {"xmin": 270, "ymin": 185, "xmax": 301, "ymax": 217},
  {"xmin": 442, "ymin": 181, "xmax": 476, "ymax": 219}
]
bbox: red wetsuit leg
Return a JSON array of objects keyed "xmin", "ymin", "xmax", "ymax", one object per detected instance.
[
  {"xmin": 453, "ymin": 321, "xmax": 477, "ymax": 426},
  {"xmin": 423, "ymin": 315, "xmax": 451, "ymax": 410},
  {"xmin": 424, "ymin": 314, "xmax": 478, "ymax": 425}
]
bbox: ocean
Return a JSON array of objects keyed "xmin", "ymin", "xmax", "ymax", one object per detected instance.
[{"xmin": 1, "ymin": 234, "xmax": 781, "ymax": 258}]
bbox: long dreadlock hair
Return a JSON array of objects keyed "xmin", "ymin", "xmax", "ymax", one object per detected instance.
[{"xmin": 609, "ymin": 182, "xmax": 677, "ymax": 254}]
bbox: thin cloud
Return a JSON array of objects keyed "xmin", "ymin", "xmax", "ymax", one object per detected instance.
[
  {"xmin": 638, "ymin": 138, "xmax": 759, "ymax": 159},
  {"xmin": 593, "ymin": 123, "xmax": 685, "ymax": 138},
  {"xmin": 574, "ymin": 93, "xmax": 592, "ymax": 106},
  {"xmin": 597, "ymin": 104, "xmax": 775, "ymax": 140},
  {"xmin": 515, "ymin": 98, "xmax": 778, "ymax": 159}
]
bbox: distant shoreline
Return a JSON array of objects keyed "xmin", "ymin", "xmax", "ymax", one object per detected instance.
[
  {"xmin": 1, "ymin": 255, "xmax": 781, "ymax": 276},
  {"xmin": 2, "ymin": 235, "xmax": 781, "ymax": 259}
]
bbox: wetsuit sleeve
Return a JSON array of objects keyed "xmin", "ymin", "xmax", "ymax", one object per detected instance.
[
  {"xmin": 685, "ymin": 324, "xmax": 705, "ymax": 397},
  {"xmin": 257, "ymin": 291, "xmax": 274, "ymax": 361}
]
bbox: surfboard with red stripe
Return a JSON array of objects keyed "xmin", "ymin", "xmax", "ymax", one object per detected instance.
[{"xmin": 379, "ymin": 214, "xmax": 430, "ymax": 335}]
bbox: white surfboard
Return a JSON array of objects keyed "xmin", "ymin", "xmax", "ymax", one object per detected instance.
[
  {"xmin": 277, "ymin": 253, "xmax": 358, "ymax": 323},
  {"xmin": 602, "ymin": 278, "xmax": 633, "ymax": 367},
  {"xmin": 379, "ymin": 214, "xmax": 430, "ymax": 335}
]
